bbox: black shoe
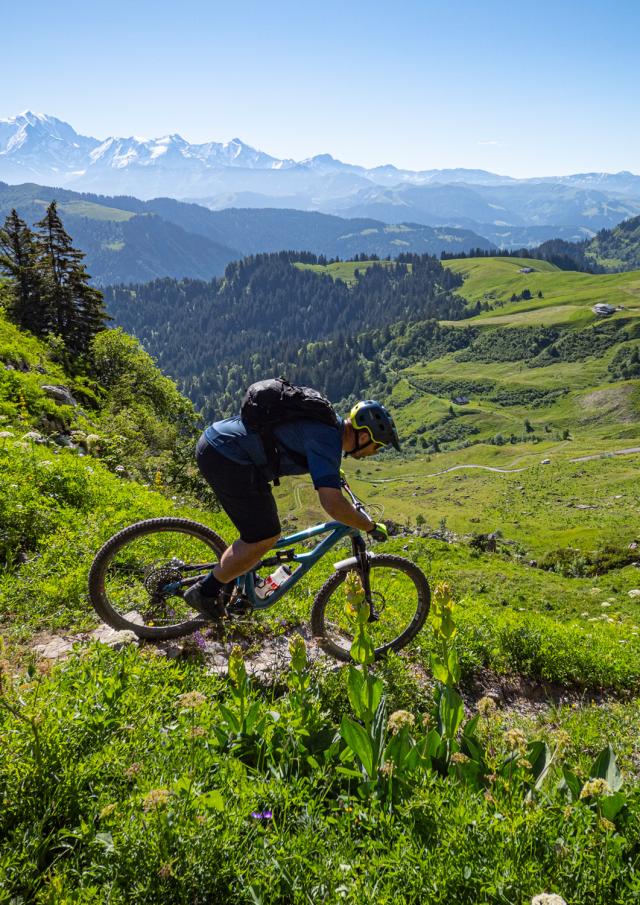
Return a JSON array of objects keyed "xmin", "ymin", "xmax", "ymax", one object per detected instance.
[{"xmin": 184, "ymin": 581, "xmax": 225, "ymax": 620}]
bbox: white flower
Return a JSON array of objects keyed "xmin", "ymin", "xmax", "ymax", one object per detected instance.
[
  {"xmin": 531, "ymin": 895, "xmax": 568, "ymax": 905},
  {"xmin": 628, "ymin": 589, "xmax": 640, "ymax": 599},
  {"xmin": 601, "ymin": 602, "xmax": 611, "ymax": 608},
  {"xmin": 114, "ymin": 465, "xmax": 126, "ymax": 473}
]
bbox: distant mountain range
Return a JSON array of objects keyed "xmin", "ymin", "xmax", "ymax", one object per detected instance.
[
  {"xmin": 2, "ymin": 112, "xmax": 640, "ymax": 242},
  {"xmin": 0, "ymin": 181, "xmax": 495, "ymax": 285}
]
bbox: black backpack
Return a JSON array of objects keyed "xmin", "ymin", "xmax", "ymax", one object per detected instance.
[{"xmin": 240, "ymin": 377, "xmax": 340, "ymax": 484}]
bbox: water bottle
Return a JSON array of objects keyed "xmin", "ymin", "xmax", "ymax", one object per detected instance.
[{"xmin": 254, "ymin": 564, "xmax": 292, "ymax": 599}]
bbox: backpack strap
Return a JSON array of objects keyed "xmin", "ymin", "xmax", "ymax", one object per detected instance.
[{"xmin": 259, "ymin": 427, "xmax": 309, "ymax": 486}]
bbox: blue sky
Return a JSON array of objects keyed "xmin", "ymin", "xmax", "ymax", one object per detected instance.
[{"xmin": 4, "ymin": 0, "xmax": 639, "ymax": 176}]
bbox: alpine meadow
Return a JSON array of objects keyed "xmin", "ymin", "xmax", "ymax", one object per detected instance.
[{"xmin": 2, "ymin": 9, "xmax": 640, "ymax": 899}]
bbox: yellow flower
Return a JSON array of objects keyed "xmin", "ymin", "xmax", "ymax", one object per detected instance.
[
  {"xmin": 504, "ymin": 728, "xmax": 528, "ymax": 753},
  {"xmin": 99, "ymin": 803, "xmax": 117, "ymax": 819},
  {"xmin": 451, "ymin": 752, "xmax": 470, "ymax": 764},
  {"xmin": 142, "ymin": 788, "xmax": 171, "ymax": 812},
  {"xmin": 177, "ymin": 691, "xmax": 206, "ymax": 709},
  {"xmin": 387, "ymin": 710, "xmax": 415, "ymax": 734},
  {"xmin": 599, "ymin": 817, "xmax": 616, "ymax": 833},
  {"xmin": 580, "ymin": 778, "xmax": 612, "ymax": 799},
  {"xmin": 477, "ymin": 696, "xmax": 497, "ymax": 717}
]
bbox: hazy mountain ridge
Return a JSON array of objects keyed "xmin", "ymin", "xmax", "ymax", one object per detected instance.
[
  {"xmin": 2, "ymin": 112, "xmax": 639, "ymax": 237},
  {"xmin": 0, "ymin": 182, "xmax": 494, "ymax": 285}
]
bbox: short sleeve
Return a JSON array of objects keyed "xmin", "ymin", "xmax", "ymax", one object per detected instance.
[{"xmin": 303, "ymin": 423, "xmax": 342, "ymax": 489}]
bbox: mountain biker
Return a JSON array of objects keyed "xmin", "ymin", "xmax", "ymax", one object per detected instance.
[{"xmin": 185, "ymin": 398, "xmax": 401, "ymax": 618}]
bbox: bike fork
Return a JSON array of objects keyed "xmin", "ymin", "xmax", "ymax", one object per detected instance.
[{"xmin": 351, "ymin": 535, "xmax": 377, "ymax": 621}]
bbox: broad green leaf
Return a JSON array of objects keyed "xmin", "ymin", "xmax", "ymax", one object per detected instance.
[
  {"xmin": 600, "ymin": 792, "xmax": 626, "ymax": 821},
  {"xmin": 439, "ymin": 687, "xmax": 464, "ymax": 740},
  {"xmin": 347, "ymin": 666, "xmax": 365, "ymax": 717},
  {"xmin": 525, "ymin": 741, "xmax": 552, "ymax": 790},
  {"xmin": 340, "ymin": 716, "xmax": 374, "ymax": 777},
  {"xmin": 350, "ymin": 625, "xmax": 375, "ymax": 666},
  {"xmin": 219, "ymin": 703, "xmax": 241, "ymax": 733},
  {"xmin": 197, "ymin": 790, "xmax": 224, "ymax": 812},
  {"xmin": 463, "ymin": 714, "xmax": 480, "ymax": 738},
  {"xmin": 447, "ymin": 649, "xmax": 461, "ymax": 683},
  {"xmin": 431, "ymin": 655, "xmax": 450, "ymax": 684},
  {"xmin": 559, "ymin": 767, "xmax": 581, "ymax": 802},
  {"xmin": 590, "ymin": 745, "xmax": 623, "ymax": 791}
]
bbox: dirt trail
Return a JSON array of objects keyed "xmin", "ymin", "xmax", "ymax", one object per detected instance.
[{"xmin": 358, "ymin": 445, "xmax": 640, "ymax": 485}]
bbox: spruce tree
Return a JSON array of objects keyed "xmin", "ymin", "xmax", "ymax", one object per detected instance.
[
  {"xmin": 35, "ymin": 202, "xmax": 108, "ymax": 357},
  {"xmin": 0, "ymin": 209, "xmax": 47, "ymax": 335}
]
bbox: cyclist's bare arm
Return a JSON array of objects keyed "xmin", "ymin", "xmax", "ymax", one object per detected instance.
[{"xmin": 317, "ymin": 487, "xmax": 374, "ymax": 532}]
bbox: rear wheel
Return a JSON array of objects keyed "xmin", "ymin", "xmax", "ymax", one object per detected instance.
[
  {"xmin": 310, "ymin": 553, "xmax": 430, "ymax": 662},
  {"xmin": 88, "ymin": 518, "xmax": 227, "ymax": 640}
]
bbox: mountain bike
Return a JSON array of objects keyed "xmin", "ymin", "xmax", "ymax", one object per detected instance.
[{"xmin": 88, "ymin": 477, "xmax": 430, "ymax": 662}]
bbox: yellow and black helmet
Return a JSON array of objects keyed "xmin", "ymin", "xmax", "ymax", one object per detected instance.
[{"xmin": 348, "ymin": 400, "xmax": 401, "ymax": 451}]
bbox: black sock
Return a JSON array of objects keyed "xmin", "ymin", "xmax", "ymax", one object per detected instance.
[{"xmin": 200, "ymin": 572, "xmax": 225, "ymax": 597}]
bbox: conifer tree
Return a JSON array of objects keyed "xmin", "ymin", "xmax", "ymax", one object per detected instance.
[
  {"xmin": 0, "ymin": 209, "xmax": 47, "ymax": 335},
  {"xmin": 35, "ymin": 201, "xmax": 108, "ymax": 357}
]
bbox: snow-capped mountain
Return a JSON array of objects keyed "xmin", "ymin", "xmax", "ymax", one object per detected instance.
[{"xmin": 1, "ymin": 111, "xmax": 640, "ymax": 232}]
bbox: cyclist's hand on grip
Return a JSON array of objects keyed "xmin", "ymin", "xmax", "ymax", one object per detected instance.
[{"xmin": 368, "ymin": 522, "xmax": 389, "ymax": 542}]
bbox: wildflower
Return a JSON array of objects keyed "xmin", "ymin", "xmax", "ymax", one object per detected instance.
[
  {"xmin": 580, "ymin": 778, "xmax": 612, "ymax": 799},
  {"xmin": 228, "ymin": 645, "xmax": 247, "ymax": 688},
  {"xmin": 483, "ymin": 791, "xmax": 495, "ymax": 804},
  {"xmin": 599, "ymin": 817, "xmax": 616, "ymax": 833},
  {"xmin": 251, "ymin": 809, "xmax": 273, "ymax": 820},
  {"xmin": 628, "ymin": 589, "xmax": 640, "ymax": 599},
  {"xmin": 142, "ymin": 788, "xmax": 171, "ymax": 811},
  {"xmin": 22, "ymin": 431, "xmax": 43, "ymax": 442},
  {"xmin": 177, "ymin": 691, "xmax": 206, "ymax": 709},
  {"xmin": 387, "ymin": 710, "xmax": 415, "ymax": 734},
  {"xmin": 124, "ymin": 762, "xmax": 142, "ymax": 780},
  {"xmin": 193, "ymin": 631, "xmax": 207, "ymax": 651},
  {"xmin": 531, "ymin": 895, "xmax": 568, "ymax": 905},
  {"xmin": 158, "ymin": 863, "xmax": 173, "ymax": 880},
  {"xmin": 99, "ymin": 803, "xmax": 117, "ymax": 819},
  {"xmin": 379, "ymin": 761, "xmax": 395, "ymax": 777},
  {"xmin": 0, "ymin": 431, "xmax": 14, "ymax": 439},
  {"xmin": 477, "ymin": 695, "xmax": 497, "ymax": 717},
  {"xmin": 114, "ymin": 464, "xmax": 126, "ymax": 473},
  {"xmin": 562, "ymin": 805, "xmax": 573, "ymax": 819},
  {"xmin": 519, "ymin": 759, "xmax": 533, "ymax": 770},
  {"xmin": 601, "ymin": 602, "xmax": 611, "ymax": 608},
  {"xmin": 504, "ymin": 728, "xmax": 528, "ymax": 753},
  {"xmin": 188, "ymin": 726, "xmax": 206, "ymax": 739},
  {"xmin": 421, "ymin": 713, "xmax": 431, "ymax": 730},
  {"xmin": 451, "ymin": 752, "xmax": 470, "ymax": 764}
]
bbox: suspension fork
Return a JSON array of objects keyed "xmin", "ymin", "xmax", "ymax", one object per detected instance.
[{"xmin": 351, "ymin": 534, "xmax": 377, "ymax": 620}]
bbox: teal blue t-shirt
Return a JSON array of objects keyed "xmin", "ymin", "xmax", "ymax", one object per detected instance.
[{"xmin": 204, "ymin": 417, "xmax": 344, "ymax": 489}]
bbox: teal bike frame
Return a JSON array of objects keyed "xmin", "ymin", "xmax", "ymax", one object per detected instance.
[{"xmin": 239, "ymin": 521, "xmax": 356, "ymax": 610}]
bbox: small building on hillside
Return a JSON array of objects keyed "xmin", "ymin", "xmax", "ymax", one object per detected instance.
[
  {"xmin": 519, "ymin": 267, "xmax": 535, "ymax": 273},
  {"xmin": 593, "ymin": 303, "xmax": 616, "ymax": 316}
]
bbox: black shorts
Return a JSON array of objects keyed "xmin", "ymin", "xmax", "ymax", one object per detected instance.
[{"xmin": 195, "ymin": 434, "xmax": 281, "ymax": 544}]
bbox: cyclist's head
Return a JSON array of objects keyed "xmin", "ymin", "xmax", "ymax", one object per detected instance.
[{"xmin": 344, "ymin": 400, "xmax": 400, "ymax": 457}]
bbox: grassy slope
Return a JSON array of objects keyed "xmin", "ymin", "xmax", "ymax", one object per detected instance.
[
  {"xmin": 1, "ymin": 284, "xmax": 640, "ymax": 902},
  {"xmin": 294, "ymin": 259, "xmax": 402, "ymax": 286}
]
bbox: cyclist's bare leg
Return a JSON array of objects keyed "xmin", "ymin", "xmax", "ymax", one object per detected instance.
[{"xmin": 212, "ymin": 534, "xmax": 280, "ymax": 583}]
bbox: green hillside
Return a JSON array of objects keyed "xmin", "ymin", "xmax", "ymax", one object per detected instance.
[
  {"xmin": 2, "ymin": 254, "xmax": 640, "ymax": 902},
  {"xmin": 586, "ymin": 215, "xmax": 640, "ymax": 271}
]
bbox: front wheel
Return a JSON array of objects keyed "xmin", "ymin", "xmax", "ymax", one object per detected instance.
[
  {"xmin": 310, "ymin": 553, "xmax": 430, "ymax": 662},
  {"xmin": 88, "ymin": 517, "xmax": 228, "ymax": 640}
]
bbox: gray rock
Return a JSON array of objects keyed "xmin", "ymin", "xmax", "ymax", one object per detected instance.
[{"xmin": 41, "ymin": 385, "xmax": 77, "ymax": 407}]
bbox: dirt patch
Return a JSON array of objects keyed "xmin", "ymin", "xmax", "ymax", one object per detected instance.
[{"xmin": 578, "ymin": 384, "xmax": 638, "ymax": 424}]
